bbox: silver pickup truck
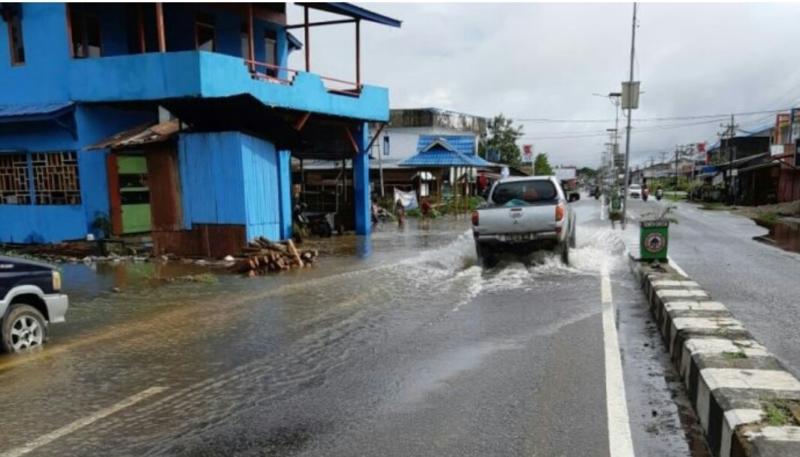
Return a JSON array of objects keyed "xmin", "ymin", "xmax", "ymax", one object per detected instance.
[{"xmin": 471, "ymin": 176, "xmax": 577, "ymax": 267}]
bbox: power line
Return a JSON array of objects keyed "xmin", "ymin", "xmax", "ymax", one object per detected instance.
[
  {"xmin": 519, "ymin": 117, "xmax": 735, "ymax": 141},
  {"xmin": 512, "ymin": 108, "xmax": 789, "ymax": 124}
]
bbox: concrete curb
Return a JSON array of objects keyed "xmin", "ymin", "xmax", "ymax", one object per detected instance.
[{"xmin": 629, "ymin": 257, "xmax": 800, "ymax": 457}]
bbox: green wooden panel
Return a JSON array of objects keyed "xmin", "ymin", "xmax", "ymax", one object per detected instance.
[
  {"xmin": 122, "ymin": 203, "xmax": 152, "ymax": 233},
  {"xmin": 118, "ymin": 156, "xmax": 148, "ymax": 174}
]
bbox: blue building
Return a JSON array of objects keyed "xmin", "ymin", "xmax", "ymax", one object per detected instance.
[{"xmin": 0, "ymin": 2, "xmax": 399, "ymax": 256}]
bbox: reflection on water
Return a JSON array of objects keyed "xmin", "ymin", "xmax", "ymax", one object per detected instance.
[{"xmin": 754, "ymin": 219, "xmax": 800, "ymax": 254}]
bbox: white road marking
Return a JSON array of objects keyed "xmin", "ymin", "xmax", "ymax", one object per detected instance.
[
  {"xmin": 600, "ymin": 264, "xmax": 636, "ymax": 457},
  {"xmin": 0, "ymin": 386, "xmax": 166, "ymax": 457},
  {"xmin": 667, "ymin": 257, "xmax": 689, "ymax": 277}
]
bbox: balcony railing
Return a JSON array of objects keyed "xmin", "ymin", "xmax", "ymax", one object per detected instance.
[{"xmin": 243, "ymin": 59, "xmax": 362, "ymax": 97}]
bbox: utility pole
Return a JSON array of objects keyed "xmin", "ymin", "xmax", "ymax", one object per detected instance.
[
  {"xmin": 719, "ymin": 114, "xmax": 738, "ymax": 203},
  {"xmin": 621, "ymin": 2, "xmax": 638, "ymax": 229}
]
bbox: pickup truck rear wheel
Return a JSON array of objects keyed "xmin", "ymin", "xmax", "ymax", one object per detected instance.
[
  {"xmin": 475, "ymin": 242, "xmax": 498, "ymax": 268},
  {"xmin": 560, "ymin": 242, "xmax": 570, "ymax": 266},
  {"xmin": 569, "ymin": 226, "xmax": 577, "ymax": 248},
  {"xmin": 1, "ymin": 304, "xmax": 47, "ymax": 353}
]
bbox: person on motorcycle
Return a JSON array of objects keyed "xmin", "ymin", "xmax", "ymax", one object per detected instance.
[
  {"xmin": 642, "ymin": 185, "xmax": 649, "ymax": 201},
  {"xmin": 655, "ymin": 186, "xmax": 664, "ymax": 201}
]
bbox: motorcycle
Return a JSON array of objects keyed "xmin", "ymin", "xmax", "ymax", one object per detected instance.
[
  {"xmin": 642, "ymin": 188, "xmax": 649, "ymax": 202},
  {"xmin": 655, "ymin": 189, "xmax": 664, "ymax": 201},
  {"xmin": 294, "ymin": 203, "xmax": 334, "ymax": 238}
]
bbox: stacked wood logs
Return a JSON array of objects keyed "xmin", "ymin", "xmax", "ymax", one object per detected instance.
[{"xmin": 233, "ymin": 237, "xmax": 319, "ymax": 276}]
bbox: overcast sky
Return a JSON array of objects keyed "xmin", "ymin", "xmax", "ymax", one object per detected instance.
[{"xmin": 287, "ymin": 2, "xmax": 800, "ymax": 168}]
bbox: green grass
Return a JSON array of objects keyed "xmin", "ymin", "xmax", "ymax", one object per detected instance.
[
  {"xmin": 755, "ymin": 211, "xmax": 779, "ymax": 225},
  {"xmin": 763, "ymin": 401, "xmax": 798, "ymax": 426}
]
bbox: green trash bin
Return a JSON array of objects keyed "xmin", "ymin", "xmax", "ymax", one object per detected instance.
[{"xmin": 640, "ymin": 219, "xmax": 669, "ymax": 261}]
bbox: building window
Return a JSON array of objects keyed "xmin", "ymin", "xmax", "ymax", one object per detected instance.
[
  {"xmin": 31, "ymin": 152, "xmax": 81, "ymax": 205},
  {"xmin": 0, "ymin": 154, "xmax": 31, "ymax": 205},
  {"xmin": 383, "ymin": 135, "xmax": 390, "ymax": 156},
  {"xmin": 69, "ymin": 7, "xmax": 102, "ymax": 58},
  {"xmin": 195, "ymin": 14, "xmax": 215, "ymax": 52},
  {"xmin": 264, "ymin": 29, "xmax": 277, "ymax": 76},
  {"xmin": 7, "ymin": 13, "xmax": 25, "ymax": 65}
]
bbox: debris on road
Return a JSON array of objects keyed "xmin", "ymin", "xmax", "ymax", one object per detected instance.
[{"xmin": 233, "ymin": 237, "xmax": 319, "ymax": 276}]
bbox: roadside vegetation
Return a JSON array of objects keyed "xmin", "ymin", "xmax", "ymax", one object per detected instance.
[{"xmin": 763, "ymin": 401, "xmax": 800, "ymax": 426}]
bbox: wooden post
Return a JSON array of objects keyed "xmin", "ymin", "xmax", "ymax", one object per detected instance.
[
  {"xmin": 155, "ymin": 2, "xmax": 166, "ymax": 52},
  {"xmin": 355, "ymin": 20, "xmax": 361, "ymax": 89},
  {"xmin": 65, "ymin": 3, "xmax": 74, "ymax": 58},
  {"xmin": 303, "ymin": 6, "xmax": 310, "ymax": 71},
  {"xmin": 137, "ymin": 5, "xmax": 146, "ymax": 53},
  {"xmin": 247, "ymin": 4, "xmax": 255, "ymax": 71}
]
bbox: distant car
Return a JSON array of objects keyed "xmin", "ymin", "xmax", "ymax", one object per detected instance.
[
  {"xmin": 628, "ymin": 184, "xmax": 642, "ymax": 199},
  {"xmin": 0, "ymin": 256, "xmax": 69, "ymax": 353},
  {"xmin": 472, "ymin": 176, "xmax": 577, "ymax": 266}
]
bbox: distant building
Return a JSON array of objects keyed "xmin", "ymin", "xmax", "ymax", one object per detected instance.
[{"xmin": 300, "ymin": 107, "xmax": 492, "ymax": 201}]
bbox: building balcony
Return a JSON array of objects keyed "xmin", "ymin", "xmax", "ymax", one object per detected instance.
[{"xmin": 67, "ymin": 50, "xmax": 389, "ymax": 122}]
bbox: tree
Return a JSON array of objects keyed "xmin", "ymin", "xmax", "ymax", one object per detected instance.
[
  {"xmin": 481, "ymin": 114, "xmax": 524, "ymax": 168},
  {"xmin": 533, "ymin": 153, "xmax": 554, "ymax": 176},
  {"xmin": 577, "ymin": 167, "xmax": 597, "ymax": 180}
]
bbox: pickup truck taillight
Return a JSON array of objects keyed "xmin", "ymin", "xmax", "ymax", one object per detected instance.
[
  {"xmin": 52, "ymin": 270, "xmax": 62, "ymax": 292},
  {"xmin": 555, "ymin": 202, "xmax": 566, "ymax": 222},
  {"xmin": 471, "ymin": 210, "xmax": 479, "ymax": 226}
]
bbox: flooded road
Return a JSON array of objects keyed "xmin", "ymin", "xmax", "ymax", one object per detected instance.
[{"xmin": 0, "ymin": 199, "xmax": 698, "ymax": 457}]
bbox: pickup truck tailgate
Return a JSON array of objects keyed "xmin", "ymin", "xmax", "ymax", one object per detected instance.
[{"xmin": 475, "ymin": 204, "xmax": 557, "ymax": 235}]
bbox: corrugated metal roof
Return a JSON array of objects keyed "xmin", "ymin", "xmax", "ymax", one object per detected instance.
[
  {"xmin": 400, "ymin": 149, "xmax": 492, "ymax": 168},
  {"xmin": 86, "ymin": 120, "xmax": 180, "ymax": 150},
  {"xmin": 417, "ymin": 135, "xmax": 476, "ymax": 156},
  {"xmin": 0, "ymin": 102, "xmax": 74, "ymax": 122},
  {"xmin": 300, "ymin": 3, "xmax": 402, "ymax": 28}
]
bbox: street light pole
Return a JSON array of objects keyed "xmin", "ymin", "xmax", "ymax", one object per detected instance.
[{"xmin": 621, "ymin": 2, "xmax": 637, "ymax": 229}]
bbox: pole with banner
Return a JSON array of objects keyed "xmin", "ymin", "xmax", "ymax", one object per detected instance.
[{"xmin": 523, "ymin": 144, "xmax": 534, "ymax": 174}]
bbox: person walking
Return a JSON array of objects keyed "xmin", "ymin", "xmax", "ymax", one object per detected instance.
[{"xmin": 395, "ymin": 199, "xmax": 405, "ymax": 227}]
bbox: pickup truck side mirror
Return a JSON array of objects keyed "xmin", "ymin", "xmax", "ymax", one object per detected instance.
[{"xmin": 568, "ymin": 193, "xmax": 580, "ymax": 202}]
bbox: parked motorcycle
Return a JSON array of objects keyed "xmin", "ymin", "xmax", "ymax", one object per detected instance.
[
  {"xmin": 655, "ymin": 188, "xmax": 664, "ymax": 201},
  {"xmin": 294, "ymin": 203, "xmax": 334, "ymax": 238}
]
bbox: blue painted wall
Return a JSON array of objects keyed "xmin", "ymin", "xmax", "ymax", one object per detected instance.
[
  {"xmin": 0, "ymin": 105, "xmax": 155, "ymax": 243},
  {"xmin": 0, "ymin": 3, "xmax": 71, "ymax": 104},
  {"xmin": 241, "ymin": 135, "xmax": 282, "ymax": 241},
  {"xmin": 178, "ymin": 131, "xmax": 287, "ymax": 241},
  {"xmin": 1, "ymin": 4, "xmax": 387, "ymax": 121}
]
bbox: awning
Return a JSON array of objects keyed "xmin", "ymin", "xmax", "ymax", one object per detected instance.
[
  {"xmin": 299, "ymin": 3, "xmax": 402, "ymax": 28},
  {"xmin": 86, "ymin": 119, "xmax": 180, "ymax": 150},
  {"xmin": 738, "ymin": 160, "xmax": 780, "ymax": 174},
  {"xmin": 0, "ymin": 102, "xmax": 75, "ymax": 124}
]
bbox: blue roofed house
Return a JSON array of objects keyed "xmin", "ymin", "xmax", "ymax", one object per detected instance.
[{"xmin": 0, "ymin": 2, "xmax": 399, "ymax": 255}]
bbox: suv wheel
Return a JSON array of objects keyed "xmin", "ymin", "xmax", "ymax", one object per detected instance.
[
  {"xmin": 560, "ymin": 242, "xmax": 570, "ymax": 266},
  {"xmin": 1, "ymin": 304, "xmax": 47, "ymax": 353}
]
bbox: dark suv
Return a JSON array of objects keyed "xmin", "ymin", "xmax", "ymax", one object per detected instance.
[{"xmin": 0, "ymin": 256, "xmax": 69, "ymax": 353}]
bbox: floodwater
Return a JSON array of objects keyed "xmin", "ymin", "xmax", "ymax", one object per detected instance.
[
  {"xmin": 0, "ymin": 203, "xmax": 697, "ymax": 456},
  {"xmin": 754, "ymin": 218, "xmax": 800, "ymax": 254}
]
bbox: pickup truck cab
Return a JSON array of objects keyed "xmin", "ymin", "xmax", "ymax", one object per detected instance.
[
  {"xmin": 472, "ymin": 176, "xmax": 576, "ymax": 267},
  {"xmin": 0, "ymin": 256, "xmax": 69, "ymax": 353}
]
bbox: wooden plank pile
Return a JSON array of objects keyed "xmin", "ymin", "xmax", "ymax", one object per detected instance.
[{"xmin": 233, "ymin": 237, "xmax": 319, "ymax": 276}]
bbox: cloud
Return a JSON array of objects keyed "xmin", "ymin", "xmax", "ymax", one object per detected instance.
[{"xmin": 287, "ymin": 3, "xmax": 800, "ymax": 167}]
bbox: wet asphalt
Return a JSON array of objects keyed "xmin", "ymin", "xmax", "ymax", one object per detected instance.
[
  {"xmin": 0, "ymin": 198, "xmax": 699, "ymax": 457},
  {"xmin": 626, "ymin": 199, "xmax": 800, "ymax": 377}
]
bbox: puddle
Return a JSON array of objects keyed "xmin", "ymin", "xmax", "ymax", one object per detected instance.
[{"xmin": 753, "ymin": 219, "xmax": 800, "ymax": 254}]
